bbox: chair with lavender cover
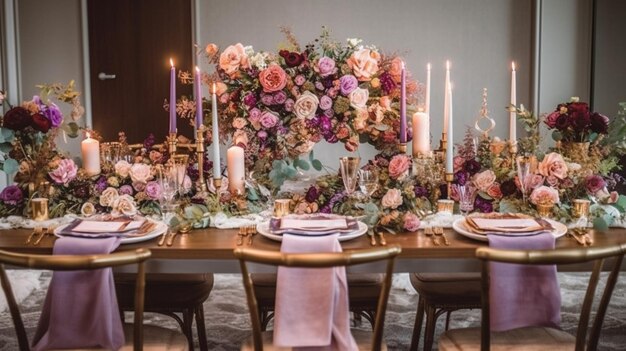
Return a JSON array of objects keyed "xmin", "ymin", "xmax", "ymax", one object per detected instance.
[
  {"xmin": 235, "ymin": 245, "xmax": 401, "ymax": 351},
  {"xmin": 438, "ymin": 243, "xmax": 626, "ymax": 351},
  {"xmin": 0, "ymin": 248, "xmax": 189, "ymax": 351}
]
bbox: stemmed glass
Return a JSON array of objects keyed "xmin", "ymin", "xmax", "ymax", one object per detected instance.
[
  {"xmin": 358, "ymin": 169, "xmax": 378, "ymax": 200},
  {"xmin": 516, "ymin": 155, "xmax": 533, "ymax": 204},
  {"xmin": 157, "ymin": 164, "xmax": 180, "ymax": 225},
  {"xmin": 339, "ymin": 157, "xmax": 360, "ymax": 196},
  {"xmin": 455, "ymin": 184, "xmax": 477, "ymax": 215}
]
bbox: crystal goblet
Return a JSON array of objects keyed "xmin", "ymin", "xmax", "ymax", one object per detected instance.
[{"xmin": 339, "ymin": 157, "xmax": 360, "ymax": 195}]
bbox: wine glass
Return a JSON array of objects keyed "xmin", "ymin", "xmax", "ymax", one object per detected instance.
[
  {"xmin": 339, "ymin": 157, "xmax": 360, "ymax": 195},
  {"xmin": 158, "ymin": 165, "xmax": 180, "ymax": 224},
  {"xmin": 455, "ymin": 184, "xmax": 477, "ymax": 215},
  {"xmin": 358, "ymin": 169, "xmax": 378, "ymax": 200},
  {"xmin": 516, "ymin": 155, "xmax": 532, "ymax": 204}
]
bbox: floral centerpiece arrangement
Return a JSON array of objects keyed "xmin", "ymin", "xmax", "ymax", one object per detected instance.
[{"xmin": 198, "ymin": 28, "xmax": 419, "ymax": 187}]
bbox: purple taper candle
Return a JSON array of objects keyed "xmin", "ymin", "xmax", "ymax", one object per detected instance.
[
  {"xmin": 194, "ymin": 66, "xmax": 203, "ymax": 129},
  {"xmin": 169, "ymin": 58, "xmax": 176, "ymax": 133},
  {"xmin": 400, "ymin": 61, "xmax": 407, "ymax": 144}
]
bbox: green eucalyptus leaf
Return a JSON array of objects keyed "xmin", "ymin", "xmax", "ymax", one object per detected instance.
[
  {"xmin": 552, "ymin": 130, "xmax": 563, "ymax": 141},
  {"xmin": 295, "ymin": 159, "xmax": 310, "ymax": 171},
  {"xmin": 2, "ymin": 158, "xmax": 18, "ymax": 174},
  {"xmin": 309, "ymin": 150, "xmax": 315, "ymax": 162},
  {"xmin": 285, "ymin": 166, "xmax": 298, "ymax": 179},
  {"xmin": 0, "ymin": 128, "xmax": 14, "ymax": 143},
  {"xmin": 617, "ymin": 195, "xmax": 626, "ymax": 211},
  {"xmin": 498, "ymin": 199, "xmax": 520, "ymax": 213},
  {"xmin": 0, "ymin": 142, "xmax": 12, "ymax": 153},
  {"xmin": 247, "ymin": 187, "xmax": 259, "ymax": 201},
  {"xmin": 312, "ymin": 159, "xmax": 323, "ymax": 171},
  {"xmin": 593, "ymin": 217, "xmax": 609, "ymax": 231}
]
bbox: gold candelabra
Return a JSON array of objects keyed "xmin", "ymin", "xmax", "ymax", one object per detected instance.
[
  {"xmin": 195, "ymin": 126, "xmax": 208, "ymax": 193},
  {"xmin": 445, "ymin": 172, "xmax": 454, "ymax": 200}
]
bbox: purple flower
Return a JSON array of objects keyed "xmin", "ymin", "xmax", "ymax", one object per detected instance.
[
  {"xmin": 143, "ymin": 133, "xmax": 156, "ymax": 150},
  {"xmin": 119, "ymin": 184, "xmax": 134, "ymax": 195},
  {"xmin": 315, "ymin": 81, "xmax": 325, "ymax": 91},
  {"xmin": 379, "ymin": 72, "xmax": 396, "ymax": 95},
  {"xmin": 72, "ymin": 182, "xmax": 91, "ymax": 199},
  {"xmin": 273, "ymin": 91, "xmax": 287, "ymax": 105},
  {"xmin": 323, "ymin": 109, "xmax": 334, "ymax": 118},
  {"xmin": 41, "ymin": 102, "xmax": 63, "ymax": 127},
  {"xmin": 474, "ymin": 196, "xmax": 493, "ymax": 213},
  {"xmin": 294, "ymin": 75, "xmax": 306, "ymax": 86},
  {"xmin": 463, "ymin": 160, "xmax": 481, "ymax": 175},
  {"xmin": 260, "ymin": 111, "xmax": 279, "ymax": 129},
  {"xmin": 455, "ymin": 171, "xmax": 469, "ymax": 186},
  {"xmin": 414, "ymin": 185, "xmax": 428, "ymax": 198},
  {"xmin": 243, "ymin": 93, "xmax": 257, "ymax": 108},
  {"xmin": 0, "ymin": 185, "xmax": 23, "ymax": 206},
  {"xmin": 284, "ymin": 98, "xmax": 295, "ymax": 112},
  {"xmin": 318, "ymin": 115, "xmax": 332, "ymax": 132},
  {"xmin": 145, "ymin": 181, "xmax": 162, "ymax": 200},
  {"xmin": 319, "ymin": 95, "xmax": 333, "ymax": 110},
  {"xmin": 305, "ymin": 186, "xmax": 320, "ymax": 202},
  {"xmin": 248, "ymin": 108, "xmax": 262, "ymax": 122},
  {"xmin": 339, "ymin": 75, "xmax": 358, "ymax": 96},
  {"xmin": 257, "ymin": 130, "xmax": 268, "ymax": 139},
  {"xmin": 320, "ymin": 191, "xmax": 346, "ymax": 213},
  {"xmin": 585, "ymin": 175, "xmax": 606, "ymax": 194},
  {"xmin": 327, "ymin": 87, "xmax": 338, "ymax": 99},
  {"xmin": 260, "ymin": 93, "xmax": 274, "ymax": 106},
  {"xmin": 95, "ymin": 176, "xmax": 108, "ymax": 193},
  {"xmin": 316, "ymin": 57, "xmax": 336, "ymax": 77},
  {"xmin": 48, "ymin": 159, "xmax": 78, "ymax": 185}
]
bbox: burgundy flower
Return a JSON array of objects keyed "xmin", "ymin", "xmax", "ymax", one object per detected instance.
[
  {"xmin": 463, "ymin": 160, "xmax": 481, "ymax": 175},
  {"xmin": 567, "ymin": 102, "xmax": 589, "ymax": 115},
  {"xmin": 243, "ymin": 93, "xmax": 257, "ymax": 108},
  {"xmin": 414, "ymin": 185, "xmax": 429, "ymax": 198},
  {"xmin": 500, "ymin": 179, "xmax": 518, "ymax": 196},
  {"xmin": 590, "ymin": 113, "xmax": 609, "ymax": 134},
  {"xmin": 143, "ymin": 133, "xmax": 156, "ymax": 150},
  {"xmin": 31, "ymin": 113, "xmax": 51, "ymax": 133},
  {"xmin": 455, "ymin": 171, "xmax": 469, "ymax": 186},
  {"xmin": 585, "ymin": 175, "xmax": 606, "ymax": 194},
  {"xmin": 379, "ymin": 72, "xmax": 396, "ymax": 95},
  {"xmin": 555, "ymin": 114, "xmax": 570, "ymax": 130},
  {"xmin": 570, "ymin": 109, "xmax": 591, "ymax": 132},
  {"xmin": 72, "ymin": 182, "xmax": 91, "ymax": 199},
  {"xmin": 0, "ymin": 185, "xmax": 23, "ymax": 206},
  {"xmin": 474, "ymin": 196, "xmax": 493, "ymax": 213},
  {"xmin": 2, "ymin": 107, "xmax": 32, "ymax": 131},
  {"xmin": 305, "ymin": 186, "xmax": 320, "ymax": 202},
  {"xmin": 279, "ymin": 50, "xmax": 304, "ymax": 67}
]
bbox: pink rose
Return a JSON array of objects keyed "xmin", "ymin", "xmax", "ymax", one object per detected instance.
[
  {"xmin": 381, "ymin": 188, "xmax": 403, "ymax": 209},
  {"xmin": 345, "ymin": 138, "xmax": 359, "ymax": 152},
  {"xmin": 111, "ymin": 194, "xmax": 138, "ymax": 217},
  {"xmin": 538, "ymin": 152, "xmax": 568, "ymax": 179},
  {"xmin": 315, "ymin": 57, "xmax": 337, "ymax": 77},
  {"xmin": 114, "ymin": 160, "xmax": 132, "ymax": 178},
  {"xmin": 472, "ymin": 170, "xmax": 496, "ymax": 192},
  {"xmin": 233, "ymin": 130, "xmax": 249, "ymax": 147},
  {"xmin": 232, "ymin": 117, "xmax": 248, "ymax": 129},
  {"xmin": 48, "ymin": 159, "xmax": 78, "ymax": 185},
  {"xmin": 145, "ymin": 181, "xmax": 162, "ymax": 200},
  {"xmin": 349, "ymin": 87, "xmax": 369, "ymax": 110},
  {"xmin": 388, "ymin": 154, "xmax": 411, "ymax": 179},
  {"xmin": 293, "ymin": 91, "xmax": 319, "ymax": 119},
  {"xmin": 388, "ymin": 57, "xmax": 404, "ymax": 83},
  {"xmin": 215, "ymin": 82, "xmax": 228, "ymax": 96},
  {"xmin": 219, "ymin": 43, "xmax": 249, "ymax": 77},
  {"xmin": 347, "ymin": 48, "xmax": 381, "ymax": 81},
  {"xmin": 403, "ymin": 212, "xmax": 421, "ymax": 232},
  {"xmin": 260, "ymin": 111, "xmax": 279, "ymax": 128},
  {"xmin": 129, "ymin": 163, "xmax": 152, "ymax": 184},
  {"xmin": 259, "ymin": 64, "xmax": 287, "ymax": 93},
  {"xmin": 453, "ymin": 156, "xmax": 465, "ymax": 173},
  {"xmin": 487, "ymin": 183, "xmax": 503, "ymax": 199},
  {"xmin": 530, "ymin": 186, "xmax": 560, "ymax": 206}
]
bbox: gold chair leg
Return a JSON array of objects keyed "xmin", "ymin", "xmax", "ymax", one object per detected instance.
[
  {"xmin": 423, "ymin": 304, "xmax": 437, "ymax": 351},
  {"xmin": 195, "ymin": 305, "xmax": 208, "ymax": 351},
  {"xmin": 409, "ymin": 296, "xmax": 426, "ymax": 351}
]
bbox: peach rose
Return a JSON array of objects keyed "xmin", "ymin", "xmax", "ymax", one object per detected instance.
[
  {"xmin": 347, "ymin": 48, "xmax": 380, "ymax": 81},
  {"xmin": 232, "ymin": 117, "xmax": 248, "ymax": 129},
  {"xmin": 389, "ymin": 57, "xmax": 404, "ymax": 83},
  {"xmin": 233, "ymin": 129, "xmax": 249, "ymax": 147},
  {"xmin": 368, "ymin": 103, "xmax": 384, "ymax": 124},
  {"xmin": 129, "ymin": 163, "xmax": 153, "ymax": 184},
  {"xmin": 215, "ymin": 82, "xmax": 228, "ymax": 96},
  {"xmin": 379, "ymin": 96, "xmax": 392, "ymax": 110},
  {"xmin": 219, "ymin": 43, "xmax": 250, "ymax": 77},
  {"xmin": 111, "ymin": 194, "xmax": 138, "ymax": 217},
  {"xmin": 381, "ymin": 188, "xmax": 403, "ymax": 209},
  {"xmin": 388, "ymin": 154, "xmax": 411, "ymax": 179},
  {"xmin": 259, "ymin": 64, "xmax": 287, "ymax": 93},
  {"xmin": 530, "ymin": 186, "xmax": 560, "ymax": 206},
  {"xmin": 472, "ymin": 170, "xmax": 496, "ymax": 192},
  {"xmin": 205, "ymin": 43, "xmax": 218, "ymax": 57},
  {"xmin": 293, "ymin": 91, "xmax": 319, "ymax": 120},
  {"xmin": 349, "ymin": 87, "xmax": 369, "ymax": 110},
  {"xmin": 99, "ymin": 187, "xmax": 119, "ymax": 207},
  {"xmin": 538, "ymin": 152, "xmax": 568, "ymax": 179},
  {"xmin": 353, "ymin": 114, "xmax": 368, "ymax": 132}
]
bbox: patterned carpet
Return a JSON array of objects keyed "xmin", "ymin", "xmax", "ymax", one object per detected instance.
[{"xmin": 0, "ymin": 273, "xmax": 624, "ymax": 350}]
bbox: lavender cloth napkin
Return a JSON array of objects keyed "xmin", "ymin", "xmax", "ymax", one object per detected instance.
[
  {"xmin": 487, "ymin": 232, "xmax": 561, "ymax": 332},
  {"xmin": 32, "ymin": 236, "xmax": 125, "ymax": 351},
  {"xmin": 273, "ymin": 234, "xmax": 358, "ymax": 350}
]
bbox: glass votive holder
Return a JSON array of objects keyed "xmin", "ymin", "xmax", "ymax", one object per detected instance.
[
  {"xmin": 572, "ymin": 199, "xmax": 591, "ymax": 219},
  {"xmin": 437, "ymin": 199, "xmax": 455, "ymax": 215},
  {"xmin": 31, "ymin": 198, "xmax": 49, "ymax": 221},
  {"xmin": 273, "ymin": 199, "xmax": 291, "ymax": 218}
]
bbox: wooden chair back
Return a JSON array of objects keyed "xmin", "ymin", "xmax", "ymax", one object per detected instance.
[
  {"xmin": 234, "ymin": 245, "xmax": 402, "ymax": 351},
  {"xmin": 0, "ymin": 248, "xmax": 151, "ymax": 351}
]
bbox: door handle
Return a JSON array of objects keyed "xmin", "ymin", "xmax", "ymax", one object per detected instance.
[{"xmin": 98, "ymin": 72, "xmax": 116, "ymax": 80}]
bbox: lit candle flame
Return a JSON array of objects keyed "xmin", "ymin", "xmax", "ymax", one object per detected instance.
[
  {"xmin": 212, "ymin": 82, "xmax": 216, "ymax": 95},
  {"xmin": 446, "ymin": 60, "xmax": 450, "ymax": 70},
  {"xmin": 170, "ymin": 58, "xmax": 174, "ymax": 67},
  {"xmin": 401, "ymin": 60, "xmax": 405, "ymax": 70},
  {"xmin": 427, "ymin": 63, "xmax": 431, "ymax": 70},
  {"xmin": 86, "ymin": 132, "xmax": 91, "ymax": 139},
  {"xmin": 195, "ymin": 66, "xmax": 200, "ymax": 73},
  {"xmin": 512, "ymin": 61, "xmax": 516, "ymax": 70}
]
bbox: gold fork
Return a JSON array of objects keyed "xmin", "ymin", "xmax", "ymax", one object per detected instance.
[
  {"xmin": 377, "ymin": 231, "xmax": 387, "ymax": 246},
  {"xmin": 25, "ymin": 227, "xmax": 42, "ymax": 245},
  {"xmin": 247, "ymin": 225, "xmax": 257, "ymax": 245},
  {"xmin": 33, "ymin": 227, "xmax": 49, "ymax": 246},
  {"xmin": 236, "ymin": 227, "xmax": 247, "ymax": 246},
  {"xmin": 434, "ymin": 226, "xmax": 450, "ymax": 246},
  {"xmin": 424, "ymin": 227, "xmax": 439, "ymax": 246}
]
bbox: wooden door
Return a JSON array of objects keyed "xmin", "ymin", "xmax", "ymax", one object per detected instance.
[{"xmin": 88, "ymin": 0, "xmax": 193, "ymax": 143}]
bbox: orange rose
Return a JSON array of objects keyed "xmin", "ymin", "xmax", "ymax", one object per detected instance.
[
  {"xmin": 347, "ymin": 48, "xmax": 380, "ymax": 81},
  {"xmin": 205, "ymin": 43, "xmax": 218, "ymax": 58},
  {"xmin": 389, "ymin": 57, "xmax": 404, "ymax": 83},
  {"xmin": 259, "ymin": 64, "xmax": 287, "ymax": 93},
  {"xmin": 219, "ymin": 43, "xmax": 249, "ymax": 77}
]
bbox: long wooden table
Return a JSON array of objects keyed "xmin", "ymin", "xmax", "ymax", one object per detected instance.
[{"xmin": 1, "ymin": 227, "xmax": 625, "ymax": 273}]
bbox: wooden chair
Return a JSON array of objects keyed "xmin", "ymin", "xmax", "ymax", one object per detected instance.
[
  {"xmin": 0, "ymin": 248, "xmax": 189, "ymax": 351},
  {"xmin": 438, "ymin": 243, "xmax": 626, "ymax": 351},
  {"xmin": 234, "ymin": 245, "xmax": 402, "ymax": 351}
]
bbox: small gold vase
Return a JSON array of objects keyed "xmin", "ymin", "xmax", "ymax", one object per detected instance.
[
  {"xmin": 536, "ymin": 203, "xmax": 554, "ymax": 218},
  {"xmin": 562, "ymin": 142, "xmax": 590, "ymax": 164},
  {"xmin": 572, "ymin": 199, "xmax": 591, "ymax": 219}
]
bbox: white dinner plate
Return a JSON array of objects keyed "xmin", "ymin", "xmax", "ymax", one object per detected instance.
[
  {"xmin": 452, "ymin": 217, "xmax": 568, "ymax": 242},
  {"xmin": 257, "ymin": 221, "xmax": 368, "ymax": 242},
  {"xmin": 54, "ymin": 220, "xmax": 167, "ymax": 244}
]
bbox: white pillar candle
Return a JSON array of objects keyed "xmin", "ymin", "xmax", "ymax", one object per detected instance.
[
  {"xmin": 446, "ymin": 84, "xmax": 454, "ymax": 174},
  {"xmin": 510, "ymin": 62, "xmax": 517, "ymax": 143},
  {"xmin": 443, "ymin": 60, "xmax": 450, "ymax": 134},
  {"xmin": 212, "ymin": 83, "xmax": 221, "ymax": 178},
  {"xmin": 425, "ymin": 63, "xmax": 431, "ymax": 114},
  {"xmin": 81, "ymin": 133, "xmax": 100, "ymax": 176},
  {"xmin": 412, "ymin": 111, "xmax": 430, "ymax": 156},
  {"xmin": 227, "ymin": 145, "xmax": 245, "ymax": 195}
]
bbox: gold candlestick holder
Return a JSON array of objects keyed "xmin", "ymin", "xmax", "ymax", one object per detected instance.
[
  {"xmin": 167, "ymin": 132, "xmax": 178, "ymax": 155},
  {"xmin": 508, "ymin": 140, "xmax": 518, "ymax": 168},
  {"xmin": 435, "ymin": 131, "xmax": 447, "ymax": 164},
  {"xmin": 195, "ymin": 126, "xmax": 208, "ymax": 194},
  {"xmin": 445, "ymin": 172, "xmax": 454, "ymax": 200},
  {"xmin": 397, "ymin": 143, "xmax": 407, "ymax": 153}
]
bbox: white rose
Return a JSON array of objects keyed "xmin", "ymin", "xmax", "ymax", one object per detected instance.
[
  {"xmin": 381, "ymin": 188, "xmax": 403, "ymax": 209},
  {"xmin": 111, "ymin": 194, "xmax": 137, "ymax": 217},
  {"xmin": 293, "ymin": 91, "xmax": 319, "ymax": 120},
  {"xmin": 80, "ymin": 202, "xmax": 96, "ymax": 217},
  {"xmin": 349, "ymin": 87, "xmax": 369, "ymax": 110},
  {"xmin": 99, "ymin": 187, "xmax": 119, "ymax": 207},
  {"xmin": 114, "ymin": 160, "xmax": 132, "ymax": 178},
  {"xmin": 129, "ymin": 163, "xmax": 153, "ymax": 184},
  {"xmin": 232, "ymin": 117, "xmax": 248, "ymax": 129},
  {"xmin": 233, "ymin": 129, "xmax": 249, "ymax": 147}
]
